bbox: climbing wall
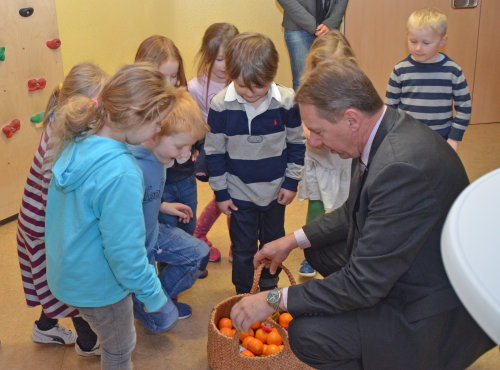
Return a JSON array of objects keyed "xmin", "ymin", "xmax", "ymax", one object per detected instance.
[{"xmin": 0, "ymin": 0, "xmax": 63, "ymax": 220}]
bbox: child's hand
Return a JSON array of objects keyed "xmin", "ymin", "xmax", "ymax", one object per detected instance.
[
  {"xmin": 277, "ymin": 188, "xmax": 296, "ymax": 206},
  {"xmin": 160, "ymin": 202, "xmax": 193, "ymax": 223},
  {"xmin": 447, "ymin": 138, "xmax": 458, "ymax": 151},
  {"xmin": 217, "ymin": 199, "xmax": 238, "ymax": 215}
]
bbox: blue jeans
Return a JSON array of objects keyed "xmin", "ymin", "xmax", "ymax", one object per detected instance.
[
  {"xmin": 77, "ymin": 295, "xmax": 136, "ymax": 370},
  {"xmin": 133, "ymin": 224, "xmax": 209, "ymax": 333},
  {"xmin": 284, "ymin": 29, "xmax": 316, "ymax": 91},
  {"xmin": 158, "ymin": 175, "xmax": 197, "ymax": 235},
  {"xmin": 155, "ymin": 223, "xmax": 209, "ymax": 298},
  {"xmin": 229, "ymin": 201, "xmax": 285, "ymax": 294},
  {"xmin": 132, "ymin": 288, "xmax": 178, "ymax": 333}
]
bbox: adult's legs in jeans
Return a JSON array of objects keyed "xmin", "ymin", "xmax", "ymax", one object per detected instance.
[
  {"xmin": 284, "ymin": 29, "xmax": 316, "ymax": 91},
  {"xmin": 288, "ymin": 310, "xmax": 362, "ymax": 369},
  {"xmin": 77, "ymin": 295, "xmax": 136, "ymax": 370},
  {"xmin": 158, "ymin": 175, "xmax": 197, "ymax": 235},
  {"xmin": 155, "ymin": 223, "xmax": 209, "ymax": 298}
]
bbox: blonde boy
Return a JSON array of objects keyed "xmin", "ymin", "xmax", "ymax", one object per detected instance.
[
  {"xmin": 128, "ymin": 88, "xmax": 210, "ymax": 331},
  {"xmin": 385, "ymin": 7, "xmax": 471, "ymax": 150},
  {"xmin": 204, "ymin": 32, "xmax": 306, "ymax": 294}
]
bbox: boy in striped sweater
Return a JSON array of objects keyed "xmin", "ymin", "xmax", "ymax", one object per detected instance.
[
  {"xmin": 204, "ymin": 33, "xmax": 306, "ymax": 294},
  {"xmin": 385, "ymin": 7, "xmax": 471, "ymax": 151}
]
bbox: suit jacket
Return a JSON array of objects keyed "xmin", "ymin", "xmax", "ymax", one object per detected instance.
[
  {"xmin": 288, "ymin": 107, "xmax": 493, "ymax": 368},
  {"xmin": 278, "ymin": 0, "xmax": 349, "ymax": 34}
]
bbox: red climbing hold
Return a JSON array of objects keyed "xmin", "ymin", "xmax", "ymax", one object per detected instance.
[
  {"xmin": 2, "ymin": 119, "xmax": 21, "ymax": 138},
  {"xmin": 46, "ymin": 38, "xmax": 61, "ymax": 49},
  {"xmin": 28, "ymin": 78, "xmax": 47, "ymax": 91}
]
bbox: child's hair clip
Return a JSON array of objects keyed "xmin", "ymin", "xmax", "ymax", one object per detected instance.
[{"xmin": 92, "ymin": 97, "xmax": 99, "ymax": 107}]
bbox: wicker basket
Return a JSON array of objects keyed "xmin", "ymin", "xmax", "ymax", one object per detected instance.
[{"xmin": 207, "ymin": 264, "xmax": 313, "ymax": 369}]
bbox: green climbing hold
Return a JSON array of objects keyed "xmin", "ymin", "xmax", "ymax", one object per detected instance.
[
  {"xmin": 30, "ymin": 112, "xmax": 45, "ymax": 123},
  {"xmin": 0, "ymin": 47, "xmax": 5, "ymax": 61}
]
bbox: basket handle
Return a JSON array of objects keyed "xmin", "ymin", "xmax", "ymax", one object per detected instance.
[{"xmin": 249, "ymin": 262, "xmax": 296, "ymax": 294}]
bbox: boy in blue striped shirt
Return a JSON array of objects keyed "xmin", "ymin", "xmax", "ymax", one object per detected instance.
[
  {"xmin": 204, "ymin": 33, "xmax": 306, "ymax": 294},
  {"xmin": 385, "ymin": 7, "xmax": 471, "ymax": 151}
]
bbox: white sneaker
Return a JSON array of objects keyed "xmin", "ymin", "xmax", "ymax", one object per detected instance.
[
  {"xmin": 31, "ymin": 323, "xmax": 77, "ymax": 345},
  {"xmin": 75, "ymin": 340, "xmax": 101, "ymax": 357}
]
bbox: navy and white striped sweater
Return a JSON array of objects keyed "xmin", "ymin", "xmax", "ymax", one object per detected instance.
[
  {"xmin": 385, "ymin": 54, "xmax": 471, "ymax": 141},
  {"xmin": 204, "ymin": 82, "xmax": 305, "ymax": 208}
]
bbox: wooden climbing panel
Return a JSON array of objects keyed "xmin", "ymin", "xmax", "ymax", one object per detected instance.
[{"xmin": 0, "ymin": 0, "xmax": 63, "ymax": 220}]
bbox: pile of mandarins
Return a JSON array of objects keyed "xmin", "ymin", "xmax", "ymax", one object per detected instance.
[{"xmin": 217, "ymin": 312, "xmax": 294, "ymax": 357}]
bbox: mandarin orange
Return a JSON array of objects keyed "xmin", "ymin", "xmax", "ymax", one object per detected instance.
[
  {"xmin": 241, "ymin": 349, "xmax": 255, "ymax": 357},
  {"xmin": 218, "ymin": 317, "xmax": 232, "ymax": 330},
  {"xmin": 267, "ymin": 331, "xmax": 283, "ymax": 346},
  {"xmin": 278, "ymin": 312, "xmax": 293, "ymax": 329},
  {"xmin": 247, "ymin": 337, "xmax": 264, "ymax": 355}
]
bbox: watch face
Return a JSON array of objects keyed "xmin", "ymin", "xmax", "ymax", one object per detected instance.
[{"xmin": 268, "ymin": 289, "xmax": 280, "ymax": 303}]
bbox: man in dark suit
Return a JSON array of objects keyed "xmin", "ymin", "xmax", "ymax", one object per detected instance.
[{"xmin": 230, "ymin": 61, "xmax": 494, "ymax": 369}]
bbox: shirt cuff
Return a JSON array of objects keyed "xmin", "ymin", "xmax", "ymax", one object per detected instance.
[
  {"xmin": 282, "ymin": 287, "xmax": 288, "ymax": 311},
  {"xmin": 294, "ymin": 228, "xmax": 311, "ymax": 249}
]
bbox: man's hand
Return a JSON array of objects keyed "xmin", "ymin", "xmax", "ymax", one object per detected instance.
[
  {"xmin": 315, "ymin": 24, "xmax": 331, "ymax": 37},
  {"xmin": 231, "ymin": 291, "xmax": 275, "ymax": 332},
  {"xmin": 254, "ymin": 233, "xmax": 298, "ymax": 274},
  {"xmin": 160, "ymin": 202, "xmax": 193, "ymax": 223},
  {"xmin": 217, "ymin": 199, "xmax": 238, "ymax": 215},
  {"xmin": 277, "ymin": 188, "xmax": 296, "ymax": 205}
]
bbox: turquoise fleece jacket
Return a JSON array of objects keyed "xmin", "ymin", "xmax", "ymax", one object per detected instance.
[{"xmin": 45, "ymin": 135, "xmax": 167, "ymax": 312}]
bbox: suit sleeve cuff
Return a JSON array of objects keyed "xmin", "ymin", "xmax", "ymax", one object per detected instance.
[
  {"xmin": 294, "ymin": 228, "xmax": 311, "ymax": 249},
  {"xmin": 281, "ymin": 287, "xmax": 288, "ymax": 311}
]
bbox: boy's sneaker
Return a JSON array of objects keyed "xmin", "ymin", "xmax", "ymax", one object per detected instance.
[
  {"xmin": 31, "ymin": 323, "xmax": 77, "ymax": 345},
  {"xmin": 228, "ymin": 246, "xmax": 233, "ymax": 263},
  {"xmin": 75, "ymin": 340, "xmax": 101, "ymax": 357},
  {"xmin": 198, "ymin": 269, "xmax": 208, "ymax": 279},
  {"xmin": 173, "ymin": 301, "xmax": 192, "ymax": 320},
  {"xmin": 299, "ymin": 260, "xmax": 317, "ymax": 277}
]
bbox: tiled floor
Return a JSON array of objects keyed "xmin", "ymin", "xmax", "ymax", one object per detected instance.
[{"xmin": 0, "ymin": 123, "xmax": 498, "ymax": 369}]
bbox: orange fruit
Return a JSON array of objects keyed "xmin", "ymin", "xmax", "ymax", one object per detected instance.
[
  {"xmin": 267, "ymin": 331, "xmax": 283, "ymax": 346},
  {"xmin": 254, "ymin": 328, "xmax": 268, "ymax": 344},
  {"xmin": 239, "ymin": 328, "xmax": 254, "ymax": 342},
  {"xmin": 250, "ymin": 321, "xmax": 262, "ymax": 330},
  {"xmin": 241, "ymin": 349, "xmax": 255, "ymax": 357},
  {"xmin": 262, "ymin": 344, "xmax": 268, "ymax": 354},
  {"xmin": 219, "ymin": 327, "xmax": 234, "ymax": 337},
  {"xmin": 218, "ymin": 317, "xmax": 232, "ymax": 330},
  {"xmin": 247, "ymin": 337, "xmax": 264, "ymax": 355},
  {"xmin": 278, "ymin": 312, "xmax": 293, "ymax": 329},
  {"xmin": 242, "ymin": 336, "xmax": 253, "ymax": 349},
  {"xmin": 263, "ymin": 344, "xmax": 281, "ymax": 356}
]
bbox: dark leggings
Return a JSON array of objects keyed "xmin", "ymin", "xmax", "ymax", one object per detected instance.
[{"xmin": 36, "ymin": 310, "xmax": 97, "ymax": 351}]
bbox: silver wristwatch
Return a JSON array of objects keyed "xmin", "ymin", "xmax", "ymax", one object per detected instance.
[{"xmin": 266, "ymin": 288, "xmax": 281, "ymax": 312}]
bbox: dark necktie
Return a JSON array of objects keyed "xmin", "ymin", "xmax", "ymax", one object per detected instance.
[{"xmin": 359, "ymin": 159, "xmax": 367, "ymax": 179}]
